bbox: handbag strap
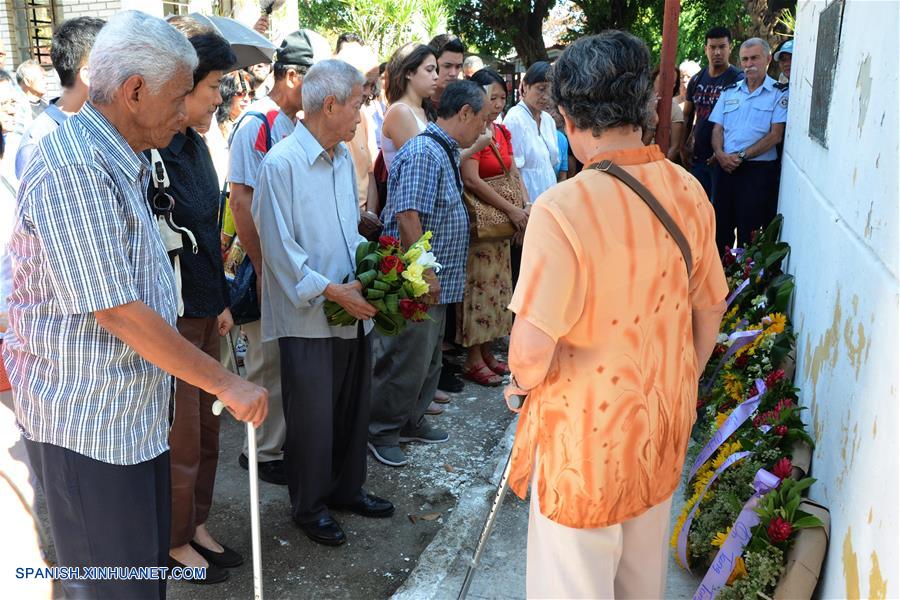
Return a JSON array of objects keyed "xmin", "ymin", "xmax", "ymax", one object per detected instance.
[
  {"xmin": 488, "ymin": 140, "xmax": 511, "ymax": 178},
  {"xmin": 586, "ymin": 160, "xmax": 693, "ymax": 276}
]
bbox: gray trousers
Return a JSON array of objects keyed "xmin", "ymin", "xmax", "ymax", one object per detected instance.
[
  {"xmin": 369, "ymin": 304, "xmax": 447, "ymax": 447},
  {"xmin": 242, "ymin": 319, "xmax": 285, "ymax": 462}
]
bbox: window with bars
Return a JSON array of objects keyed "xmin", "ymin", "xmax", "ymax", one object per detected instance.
[{"xmin": 17, "ymin": 0, "xmax": 58, "ymax": 67}]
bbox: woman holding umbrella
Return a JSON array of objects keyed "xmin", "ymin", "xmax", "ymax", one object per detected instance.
[{"xmin": 154, "ymin": 16, "xmax": 245, "ymax": 584}]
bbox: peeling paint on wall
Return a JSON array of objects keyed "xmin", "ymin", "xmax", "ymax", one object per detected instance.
[
  {"xmin": 803, "ymin": 288, "xmax": 843, "ymax": 404},
  {"xmin": 870, "ymin": 551, "xmax": 888, "ymax": 599},
  {"xmin": 856, "ymin": 55, "xmax": 872, "ymax": 132},
  {"xmin": 843, "ymin": 527, "xmax": 861, "ymax": 599}
]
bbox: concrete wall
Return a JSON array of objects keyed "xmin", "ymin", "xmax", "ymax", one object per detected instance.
[{"xmin": 779, "ymin": 1, "xmax": 898, "ymax": 598}]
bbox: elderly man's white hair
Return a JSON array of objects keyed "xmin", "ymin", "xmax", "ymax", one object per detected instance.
[
  {"xmin": 301, "ymin": 59, "xmax": 365, "ymax": 114},
  {"xmin": 88, "ymin": 11, "xmax": 198, "ymax": 104}
]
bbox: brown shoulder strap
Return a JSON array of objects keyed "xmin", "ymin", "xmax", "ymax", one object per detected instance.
[{"xmin": 587, "ymin": 160, "xmax": 693, "ymax": 276}]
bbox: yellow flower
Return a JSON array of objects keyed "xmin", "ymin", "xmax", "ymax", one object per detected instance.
[
  {"xmin": 401, "ymin": 263, "xmax": 429, "ymax": 297},
  {"xmin": 727, "ymin": 556, "xmax": 748, "ymax": 585},
  {"xmin": 715, "ymin": 412, "xmax": 729, "ymax": 429},
  {"xmin": 402, "ymin": 246, "xmax": 422, "ymax": 264},
  {"xmin": 723, "ymin": 373, "xmax": 745, "ymax": 401},
  {"xmin": 712, "ymin": 441, "xmax": 743, "ymax": 471},
  {"xmin": 711, "ymin": 527, "xmax": 732, "ymax": 548},
  {"xmin": 766, "ymin": 312, "xmax": 787, "ymax": 335}
]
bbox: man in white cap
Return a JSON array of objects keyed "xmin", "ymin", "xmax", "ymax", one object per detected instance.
[{"xmin": 774, "ymin": 39, "xmax": 793, "ymax": 82}]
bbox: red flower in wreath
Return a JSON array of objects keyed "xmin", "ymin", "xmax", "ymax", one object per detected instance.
[
  {"xmin": 723, "ymin": 250, "xmax": 736, "ymax": 267},
  {"xmin": 399, "ymin": 299, "xmax": 428, "ymax": 321},
  {"xmin": 734, "ymin": 354, "xmax": 750, "ymax": 369},
  {"xmin": 379, "ymin": 235, "xmax": 401, "ymax": 249},
  {"xmin": 772, "ymin": 457, "xmax": 793, "ymax": 479},
  {"xmin": 767, "ymin": 516, "xmax": 793, "ymax": 543},
  {"xmin": 774, "ymin": 424, "xmax": 788, "ymax": 436},
  {"xmin": 765, "ymin": 369, "xmax": 786, "ymax": 388},
  {"xmin": 380, "ymin": 254, "xmax": 404, "ymax": 275}
]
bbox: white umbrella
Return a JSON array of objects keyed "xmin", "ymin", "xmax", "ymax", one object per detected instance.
[{"xmin": 189, "ymin": 13, "xmax": 276, "ymax": 71}]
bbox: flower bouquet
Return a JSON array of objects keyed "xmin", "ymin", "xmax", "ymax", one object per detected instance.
[{"xmin": 323, "ymin": 232, "xmax": 440, "ymax": 336}]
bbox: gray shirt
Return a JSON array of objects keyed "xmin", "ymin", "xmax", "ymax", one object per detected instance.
[
  {"xmin": 3, "ymin": 103, "xmax": 177, "ymax": 465},
  {"xmin": 252, "ymin": 121, "xmax": 372, "ymax": 341}
]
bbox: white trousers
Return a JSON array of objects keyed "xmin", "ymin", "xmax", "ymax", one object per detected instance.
[{"xmin": 526, "ymin": 481, "xmax": 672, "ymax": 599}]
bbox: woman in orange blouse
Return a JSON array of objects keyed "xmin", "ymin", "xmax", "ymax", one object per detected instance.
[{"xmin": 504, "ymin": 32, "xmax": 728, "ymax": 598}]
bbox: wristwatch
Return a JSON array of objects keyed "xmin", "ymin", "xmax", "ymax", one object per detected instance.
[{"xmin": 737, "ymin": 150, "xmax": 747, "ymax": 161}]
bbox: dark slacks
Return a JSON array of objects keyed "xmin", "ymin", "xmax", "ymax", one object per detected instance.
[
  {"xmin": 690, "ymin": 158, "xmax": 718, "ymax": 202},
  {"xmin": 25, "ymin": 440, "xmax": 169, "ymax": 599},
  {"xmin": 170, "ymin": 316, "xmax": 220, "ymax": 547},
  {"xmin": 713, "ymin": 160, "xmax": 780, "ymax": 254},
  {"xmin": 369, "ymin": 304, "xmax": 447, "ymax": 446},
  {"xmin": 278, "ymin": 325, "xmax": 371, "ymax": 524}
]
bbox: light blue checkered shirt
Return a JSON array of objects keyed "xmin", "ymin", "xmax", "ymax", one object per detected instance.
[
  {"xmin": 381, "ymin": 122, "xmax": 470, "ymax": 304},
  {"xmin": 2, "ymin": 102, "xmax": 178, "ymax": 466}
]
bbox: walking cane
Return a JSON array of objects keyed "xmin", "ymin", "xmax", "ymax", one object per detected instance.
[
  {"xmin": 212, "ymin": 330, "xmax": 264, "ymax": 600},
  {"xmin": 458, "ymin": 393, "xmax": 526, "ymax": 600}
]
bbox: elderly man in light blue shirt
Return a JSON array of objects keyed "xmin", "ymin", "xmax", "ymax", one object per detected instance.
[
  {"xmin": 252, "ymin": 59, "xmax": 395, "ymax": 547},
  {"xmin": 710, "ymin": 37, "xmax": 788, "ymax": 253}
]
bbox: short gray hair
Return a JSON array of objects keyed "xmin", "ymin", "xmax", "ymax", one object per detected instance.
[
  {"xmin": 89, "ymin": 11, "xmax": 198, "ymax": 104},
  {"xmin": 301, "ymin": 59, "xmax": 364, "ymax": 114},
  {"xmin": 551, "ymin": 31, "xmax": 654, "ymax": 135},
  {"xmin": 463, "ymin": 55, "xmax": 484, "ymax": 71},
  {"xmin": 741, "ymin": 37, "xmax": 771, "ymax": 56}
]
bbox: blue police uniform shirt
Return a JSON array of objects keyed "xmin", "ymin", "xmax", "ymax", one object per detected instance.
[{"xmin": 709, "ymin": 75, "xmax": 788, "ymax": 161}]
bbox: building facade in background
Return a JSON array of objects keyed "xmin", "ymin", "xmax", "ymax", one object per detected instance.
[{"xmin": 779, "ymin": 1, "xmax": 898, "ymax": 597}]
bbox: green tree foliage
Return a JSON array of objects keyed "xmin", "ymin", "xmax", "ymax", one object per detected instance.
[{"xmin": 449, "ymin": 0, "xmax": 557, "ymax": 65}]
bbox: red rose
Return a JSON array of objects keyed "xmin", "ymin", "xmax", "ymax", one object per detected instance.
[
  {"xmin": 408, "ymin": 301, "xmax": 429, "ymax": 322},
  {"xmin": 379, "ymin": 235, "xmax": 401, "ymax": 249},
  {"xmin": 723, "ymin": 251, "xmax": 736, "ymax": 267},
  {"xmin": 380, "ymin": 254, "xmax": 404, "ymax": 275},
  {"xmin": 774, "ymin": 424, "xmax": 788, "ymax": 436},
  {"xmin": 767, "ymin": 516, "xmax": 793, "ymax": 543},
  {"xmin": 772, "ymin": 457, "xmax": 793, "ymax": 479},
  {"xmin": 765, "ymin": 369, "xmax": 786, "ymax": 388},
  {"xmin": 713, "ymin": 344, "xmax": 727, "ymax": 357},
  {"xmin": 735, "ymin": 354, "xmax": 749, "ymax": 369},
  {"xmin": 399, "ymin": 298, "xmax": 417, "ymax": 319}
]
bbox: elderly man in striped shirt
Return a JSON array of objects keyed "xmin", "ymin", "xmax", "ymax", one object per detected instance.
[{"xmin": 2, "ymin": 12, "xmax": 266, "ymax": 599}]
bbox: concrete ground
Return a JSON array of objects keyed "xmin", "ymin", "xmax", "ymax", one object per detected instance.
[{"xmin": 27, "ymin": 345, "xmax": 701, "ymax": 599}]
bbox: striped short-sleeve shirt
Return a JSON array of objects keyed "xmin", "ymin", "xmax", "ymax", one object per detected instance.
[{"xmin": 1, "ymin": 102, "xmax": 178, "ymax": 466}]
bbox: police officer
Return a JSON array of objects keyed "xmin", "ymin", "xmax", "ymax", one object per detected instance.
[{"xmin": 710, "ymin": 37, "xmax": 788, "ymax": 253}]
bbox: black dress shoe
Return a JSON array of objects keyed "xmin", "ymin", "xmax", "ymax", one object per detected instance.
[
  {"xmin": 296, "ymin": 515, "xmax": 346, "ymax": 546},
  {"xmin": 438, "ymin": 369, "xmax": 464, "ymax": 393},
  {"xmin": 238, "ymin": 453, "xmax": 287, "ymax": 485},
  {"xmin": 168, "ymin": 556, "xmax": 228, "ymax": 585},
  {"xmin": 189, "ymin": 540, "xmax": 244, "ymax": 568},
  {"xmin": 331, "ymin": 492, "xmax": 395, "ymax": 518}
]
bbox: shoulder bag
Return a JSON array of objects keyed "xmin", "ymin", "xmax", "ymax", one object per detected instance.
[
  {"xmin": 462, "ymin": 141, "xmax": 525, "ymax": 241},
  {"xmin": 586, "ymin": 160, "xmax": 693, "ymax": 276}
]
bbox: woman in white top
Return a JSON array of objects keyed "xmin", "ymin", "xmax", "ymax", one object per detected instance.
[
  {"xmin": 381, "ymin": 43, "xmax": 438, "ymax": 170},
  {"xmin": 502, "ymin": 61, "xmax": 559, "ymax": 204}
]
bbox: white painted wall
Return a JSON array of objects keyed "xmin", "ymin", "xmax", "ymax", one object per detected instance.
[{"xmin": 779, "ymin": 1, "xmax": 898, "ymax": 598}]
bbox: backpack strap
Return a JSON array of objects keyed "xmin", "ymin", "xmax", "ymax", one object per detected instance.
[
  {"xmin": 586, "ymin": 160, "xmax": 693, "ymax": 276},
  {"xmin": 420, "ymin": 130, "xmax": 462, "ymax": 194},
  {"xmin": 220, "ymin": 111, "xmax": 274, "ymax": 231}
]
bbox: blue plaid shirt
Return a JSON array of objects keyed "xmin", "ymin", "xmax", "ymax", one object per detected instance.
[
  {"xmin": 2, "ymin": 103, "xmax": 178, "ymax": 466},
  {"xmin": 381, "ymin": 122, "xmax": 469, "ymax": 304}
]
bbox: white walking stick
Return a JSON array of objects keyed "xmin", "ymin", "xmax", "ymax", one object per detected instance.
[{"xmin": 213, "ymin": 331, "xmax": 264, "ymax": 600}]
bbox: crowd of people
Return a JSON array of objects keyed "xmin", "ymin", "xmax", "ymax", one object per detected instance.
[{"xmin": 0, "ymin": 8, "xmax": 794, "ymax": 598}]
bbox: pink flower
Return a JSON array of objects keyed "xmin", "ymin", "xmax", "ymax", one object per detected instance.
[
  {"xmin": 767, "ymin": 516, "xmax": 792, "ymax": 543},
  {"xmin": 772, "ymin": 457, "xmax": 792, "ymax": 479}
]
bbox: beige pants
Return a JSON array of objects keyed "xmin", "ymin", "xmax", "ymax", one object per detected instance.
[
  {"xmin": 241, "ymin": 320, "xmax": 284, "ymax": 462},
  {"xmin": 526, "ymin": 478, "xmax": 672, "ymax": 599}
]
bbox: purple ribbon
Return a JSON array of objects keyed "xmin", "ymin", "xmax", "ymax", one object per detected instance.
[
  {"xmin": 693, "ymin": 469, "xmax": 782, "ymax": 600},
  {"xmin": 701, "ymin": 330, "xmax": 763, "ymax": 395},
  {"xmin": 689, "ymin": 379, "xmax": 766, "ymax": 480},
  {"xmin": 677, "ymin": 451, "xmax": 752, "ymax": 571},
  {"xmin": 726, "ymin": 278, "xmax": 750, "ymax": 307}
]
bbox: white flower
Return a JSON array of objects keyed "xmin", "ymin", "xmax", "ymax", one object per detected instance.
[
  {"xmin": 752, "ymin": 294, "xmax": 768, "ymax": 309},
  {"xmin": 717, "ymin": 333, "xmax": 730, "ymax": 344},
  {"xmin": 415, "ymin": 251, "xmax": 442, "ymax": 272}
]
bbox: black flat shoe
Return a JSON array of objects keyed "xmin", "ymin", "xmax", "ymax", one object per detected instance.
[
  {"xmin": 331, "ymin": 492, "xmax": 395, "ymax": 519},
  {"xmin": 189, "ymin": 540, "xmax": 244, "ymax": 568},
  {"xmin": 238, "ymin": 453, "xmax": 288, "ymax": 485},
  {"xmin": 296, "ymin": 515, "xmax": 346, "ymax": 546},
  {"xmin": 438, "ymin": 370, "xmax": 464, "ymax": 393},
  {"xmin": 167, "ymin": 556, "xmax": 228, "ymax": 585}
]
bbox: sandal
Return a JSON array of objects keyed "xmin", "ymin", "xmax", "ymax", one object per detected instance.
[
  {"xmin": 461, "ymin": 364, "xmax": 504, "ymax": 387},
  {"xmin": 483, "ymin": 354, "xmax": 510, "ymax": 375}
]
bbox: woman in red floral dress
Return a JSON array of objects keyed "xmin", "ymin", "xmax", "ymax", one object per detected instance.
[{"xmin": 458, "ymin": 68, "xmax": 530, "ymax": 386}]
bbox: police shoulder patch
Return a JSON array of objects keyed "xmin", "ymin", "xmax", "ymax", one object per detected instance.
[
  {"xmin": 723, "ymin": 82, "xmax": 739, "ymax": 91},
  {"xmin": 778, "ymin": 95, "xmax": 789, "ymax": 108}
]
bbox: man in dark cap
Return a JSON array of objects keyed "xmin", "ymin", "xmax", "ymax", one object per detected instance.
[{"xmin": 228, "ymin": 30, "xmax": 316, "ymax": 487}]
